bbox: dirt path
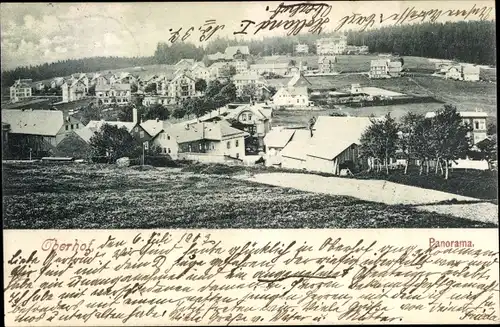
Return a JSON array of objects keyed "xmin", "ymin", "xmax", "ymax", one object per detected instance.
[{"xmin": 237, "ymin": 172, "xmax": 498, "ymax": 225}]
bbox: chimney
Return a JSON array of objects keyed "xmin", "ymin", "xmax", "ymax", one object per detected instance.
[{"xmin": 133, "ymin": 108, "xmax": 138, "ymax": 124}]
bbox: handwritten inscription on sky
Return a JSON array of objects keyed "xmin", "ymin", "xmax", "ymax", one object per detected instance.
[{"xmin": 167, "ymin": 2, "xmax": 494, "ymax": 43}]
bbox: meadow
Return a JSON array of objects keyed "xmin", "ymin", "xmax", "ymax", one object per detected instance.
[{"xmin": 2, "ymin": 162, "xmax": 495, "ymax": 229}]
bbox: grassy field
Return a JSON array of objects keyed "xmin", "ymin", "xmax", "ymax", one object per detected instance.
[{"xmin": 3, "ymin": 162, "xmax": 495, "ymax": 229}]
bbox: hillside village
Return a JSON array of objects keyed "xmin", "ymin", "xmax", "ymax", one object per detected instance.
[{"xmin": 1, "ymin": 33, "xmax": 497, "ymax": 176}]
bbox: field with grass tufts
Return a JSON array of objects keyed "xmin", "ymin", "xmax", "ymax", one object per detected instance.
[{"xmin": 2, "ymin": 162, "xmax": 496, "ymax": 229}]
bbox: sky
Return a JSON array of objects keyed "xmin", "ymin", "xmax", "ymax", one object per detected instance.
[{"xmin": 0, "ymin": 1, "xmax": 495, "ymax": 70}]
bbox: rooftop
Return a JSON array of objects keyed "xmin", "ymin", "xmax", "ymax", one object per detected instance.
[{"xmin": 1, "ymin": 109, "xmax": 65, "ymax": 136}]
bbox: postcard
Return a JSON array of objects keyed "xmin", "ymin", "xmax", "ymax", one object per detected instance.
[{"xmin": 2, "ymin": 1, "xmax": 498, "ymax": 326}]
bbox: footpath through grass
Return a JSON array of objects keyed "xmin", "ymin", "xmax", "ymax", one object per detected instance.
[{"xmin": 2, "ymin": 162, "xmax": 495, "ymax": 229}]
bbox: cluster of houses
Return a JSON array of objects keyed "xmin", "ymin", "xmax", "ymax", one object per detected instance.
[
  {"xmin": 433, "ymin": 60, "xmax": 481, "ymax": 81},
  {"xmin": 2, "ymin": 95, "xmax": 490, "ymax": 173}
]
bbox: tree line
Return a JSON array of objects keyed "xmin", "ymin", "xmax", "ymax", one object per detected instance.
[{"xmin": 359, "ymin": 105, "xmax": 497, "ymax": 179}]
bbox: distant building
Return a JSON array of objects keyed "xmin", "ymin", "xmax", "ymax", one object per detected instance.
[
  {"xmin": 224, "ymin": 46, "xmax": 250, "ymax": 60},
  {"xmin": 233, "ymin": 72, "xmax": 269, "ymax": 98},
  {"xmin": 230, "ymin": 59, "xmax": 249, "ymax": 74},
  {"xmin": 462, "ymin": 65, "xmax": 480, "ymax": 81},
  {"xmin": 190, "ymin": 62, "xmax": 211, "ymax": 81},
  {"xmin": 10, "ymin": 79, "xmax": 32, "ymax": 103},
  {"xmin": 209, "ymin": 62, "xmax": 232, "ymax": 79},
  {"xmin": 369, "ymin": 59, "xmax": 389, "ymax": 79},
  {"xmin": 175, "ymin": 59, "xmax": 196, "ymax": 67},
  {"xmin": 95, "ymin": 83, "xmax": 131, "ymax": 106},
  {"xmin": 318, "ymin": 56, "xmax": 337, "ymax": 74},
  {"xmin": 50, "ymin": 77, "xmax": 65, "ymax": 89},
  {"xmin": 345, "ymin": 45, "xmax": 369, "ymax": 55},
  {"xmin": 425, "ymin": 111, "xmax": 488, "ymax": 145},
  {"xmin": 157, "ymin": 72, "xmax": 196, "ymax": 103},
  {"xmin": 272, "ymin": 86, "xmax": 310, "ymax": 108},
  {"xmin": 295, "ymin": 44, "xmax": 309, "ymax": 54},
  {"xmin": 387, "ymin": 61, "xmax": 403, "ymax": 77},
  {"xmin": 316, "ymin": 35, "xmax": 347, "ymax": 55},
  {"xmin": 61, "ymin": 79, "xmax": 87, "ymax": 103},
  {"xmin": 249, "ymin": 62, "xmax": 291, "ymax": 76}
]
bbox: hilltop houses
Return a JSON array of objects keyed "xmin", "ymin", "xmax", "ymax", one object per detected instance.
[
  {"xmin": 61, "ymin": 78, "xmax": 87, "ymax": 103},
  {"xmin": 157, "ymin": 72, "xmax": 196, "ymax": 102},
  {"xmin": 233, "ymin": 72, "xmax": 269, "ymax": 98},
  {"xmin": 95, "ymin": 83, "xmax": 131, "ymax": 106},
  {"xmin": 316, "ymin": 34, "xmax": 347, "ymax": 55},
  {"xmin": 272, "ymin": 86, "xmax": 310, "ymax": 108},
  {"xmin": 9, "ymin": 79, "xmax": 33, "ymax": 103}
]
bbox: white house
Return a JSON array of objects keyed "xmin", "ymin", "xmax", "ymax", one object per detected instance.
[
  {"xmin": 462, "ymin": 65, "xmax": 480, "ymax": 81},
  {"xmin": 264, "ymin": 127, "xmax": 297, "ymax": 166},
  {"xmin": 445, "ymin": 65, "xmax": 464, "ymax": 80},
  {"xmin": 369, "ymin": 60, "xmax": 389, "ymax": 79},
  {"xmin": 280, "ymin": 129, "xmax": 311, "ymax": 170},
  {"xmin": 318, "ymin": 56, "xmax": 337, "ymax": 74},
  {"xmin": 279, "ymin": 116, "xmax": 374, "ymax": 174},
  {"xmin": 316, "ymin": 35, "xmax": 347, "ymax": 55},
  {"xmin": 158, "ymin": 72, "xmax": 196, "ymax": 103},
  {"xmin": 95, "ymin": 83, "xmax": 131, "ymax": 105},
  {"xmin": 61, "ymin": 79, "xmax": 87, "ymax": 103},
  {"xmin": 176, "ymin": 121, "xmax": 249, "ymax": 162},
  {"xmin": 190, "ymin": 62, "xmax": 211, "ymax": 81},
  {"xmin": 272, "ymin": 86, "xmax": 309, "ymax": 108},
  {"xmin": 233, "ymin": 72, "xmax": 269, "ymax": 98},
  {"xmin": 9, "ymin": 79, "xmax": 32, "ymax": 103}
]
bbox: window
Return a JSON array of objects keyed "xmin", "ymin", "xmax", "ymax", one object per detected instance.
[
  {"xmin": 297, "ymin": 99, "xmax": 299, "ymax": 103},
  {"xmin": 475, "ymin": 122, "xmax": 479, "ymax": 130},
  {"xmin": 168, "ymin": 148, "xmax": 171, "ymax": 154},
  {"xmin": 227, "ymin": 141, "xmax": 231, "ymax": 149},
  {"xmin": 134, "ymin": 127, "xmax": 139, "ymax": 132},
  {"xmin": 70, "ymin": 124, "xmax": 74, "ymax": 129},
  {"xmin": 163, "ymin": 147, "xmax": 167, "ymax": 154},
  {"xmin": 241, "ymin": 114, "xmax": 246, "ymax": 121},
  {"xmin": 167, "ymin": 135, "xmax": 170, "ymax": 140},
  {"xmin": 199, "ymin": 144, "xmax": 202, "ymax": 151},
  {"xmin": 235, "ymin": 140, "xmax": 239, "ymax": 147},
  {"xmin": 65, "ymin": 125, "xmax": 69, "ymax": 131},
  {"xmin": 140, "ymin": 131, "xmax": 144, "ymax": 138},
  {"xmin": 248, "ymin": 114, "xmax": 252, "ymax": 120},
  {"xmin": 76, "ymin": 124, "xmax": 79, "ymax": 129}
]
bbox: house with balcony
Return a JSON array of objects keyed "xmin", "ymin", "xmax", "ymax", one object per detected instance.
[
  {"xmin": 95, "ymin": 83, "xmax": 131, "ymax": 106},
  {"xmin": 61, "ymin": 78, "xmax": 87, "ymax": 103},
  {"xmin": 9, "ymin": 79, "xmax": 32, "ymax": 103},
  {"xmin": 224, "ymin": 103, "xmax": 273, "ymax": 153},
  {"xmin": 157, "ymin": 72, "xmax": 196, "ymax": 104}
]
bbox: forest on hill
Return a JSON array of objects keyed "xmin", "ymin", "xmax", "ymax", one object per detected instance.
[{"xmin": 2, "ymin": 20, "xmax": 495, "ymax": 88}]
